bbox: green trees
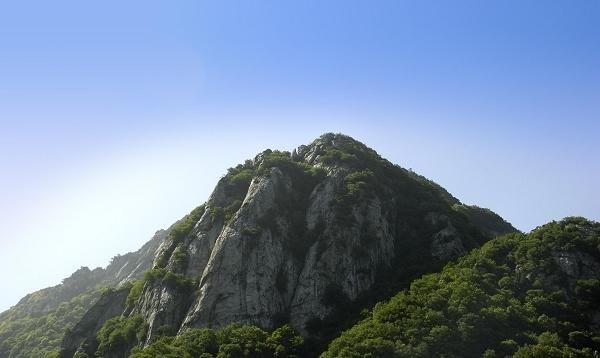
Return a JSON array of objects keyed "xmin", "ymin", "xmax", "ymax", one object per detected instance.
[
  {"xmin": 323, "ymin": 217, "xmax": 600, "ymax": 357},
  {"xmin": 129, "ymin": 324, "xmax": 304, "ymax": 358},
  {"xmin": 155, "ymin": 205, "xmax": 207, "ymax": 269},
  {"xmin": 125, "ymin": 280, "xmax": 144, "ymax": 308},
  {"xmin": 95, "ymin": 315, "xmax": 147, "ymax": 357},
  {"xmin": 0, "ymin": 287, "xmax": 104, "ymax": 358}
]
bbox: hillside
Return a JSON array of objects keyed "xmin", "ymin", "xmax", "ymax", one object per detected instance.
[
  {"xmin": 0, "ymin": 133, "xmax": 516, "ymax": 357},
  {"xmin": 323, "ymin": 217, "xmax": 600, "ymax": 357},
  {"xmin": 0, "ymin": 230, "xmax": 166, "ymax": 357}
]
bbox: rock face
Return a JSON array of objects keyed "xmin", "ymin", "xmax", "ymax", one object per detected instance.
[
  {"xmin": 59, "ymin": 287, "xmax": 130, "ymax": 358},
  {"xmin": 117, "ymin": 133, "xmax": 517, "ymax": 344},
  {"xmin": 49, "ymin": 133, "xmax": 517, "ymax": 357},
  {"xmin": 106, "ymin": 229, "xmax": 169, "ymax": 286}
]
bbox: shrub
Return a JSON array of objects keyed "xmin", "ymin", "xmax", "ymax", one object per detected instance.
[
  {"xmin": 126, "ymin": 280, "xmax": 145, "ymax": 307},
  {"xmin": 171, "ymin": 247, "xmax": 189, "ymax": 272},
  {"xmin": 130, "ymin": 324, "xmax": 304, "ymax": 357},
  {"xmin": 96, "ymin": 315, "xmax": 147, "ymax": 357},
  {"xmin": 170, "ymin": 205, "xmax": 206, "ymax": 245}
]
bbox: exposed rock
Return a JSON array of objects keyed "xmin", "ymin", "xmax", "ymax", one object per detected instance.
[
  {"xmin": 134, "ymin": 283, "xmax": 193, "ymax": 344},
  {"xmin": 181, "ymin": 168, "xmax": 293, "ymax": 330},
  {"xmin": 59, "ymin": 288, "xmax": 129, "ymax": 358},
  {"xmin": 109, "ymin": 229, "xmax": 168, "ymax": 285},
  {"xmin": 130, "ymin": 134, "xmax": 517, "ymax": 343},
  {"xmin": 430, "ymin": 222, "xmax": 465, "ymax": 260},
  {"xmin": 50, "ymin": 133, "xmax": 519, "ymax": 355},
  {"xmin": 552, "ymin": 251, "xmax": 600, "ymax": 280}
]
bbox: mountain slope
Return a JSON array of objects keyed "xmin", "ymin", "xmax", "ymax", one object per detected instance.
[
  {"xmin": 0, "ymin": 133, "xmax": 516, "ymax": 358},
  {"xmin": 0, "ymin": 230, "xmax": 166, "ymax": 358},
  {"xmin": 323, "ymin": 217, "xmax": 600, "ymax": 357},
  {"xmin": 58, "ymin": 133, "xmax": 515, "ymax": 357}
]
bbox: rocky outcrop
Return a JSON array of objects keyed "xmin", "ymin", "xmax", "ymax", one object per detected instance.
[
  {"xmin": 427, "ymin": 213, "xmax": 465, "ymax": 260},
  {"xmin": 135, "ymin": 283, "xmax": 193, "ymax": 343},
  {"xmin": 120, "ymin": 133, "xmax": 518, "ymax": 344},
  {"xmin": 106, "ymin": 229, "xmax": 168, "ymax": 285},
  {"xmin": 53, "ymin": 133, "xmax": 518, "ymax": 357},
  {"xmin": 181, "ymin": 168, "xmax": 293, "ymax": 330},
  {"xmin": 59, "ymin": 287, "xmax": 129, "ymax": 358},
  {"xmin": 552, "ymin": 251, "xmax": 600, "ymax": 281}
]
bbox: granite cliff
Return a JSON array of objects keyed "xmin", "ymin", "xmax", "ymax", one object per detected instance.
[{"xmin": 58, "ymin": 133, "xmax": 515, "ymax": 357}]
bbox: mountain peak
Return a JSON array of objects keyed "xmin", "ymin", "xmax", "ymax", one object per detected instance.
[
  {"xmin": 1, "ymin": 134, "xmax": 519, "ymax": 358},
  {"xmin": 292, "ymin": 132, "xmax": 381, "ymax": 167}
]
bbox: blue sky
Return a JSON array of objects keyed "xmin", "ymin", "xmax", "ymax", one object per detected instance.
[{"xmin": 0, "ymin": 1, "xmax": 598, "ymax": 312}]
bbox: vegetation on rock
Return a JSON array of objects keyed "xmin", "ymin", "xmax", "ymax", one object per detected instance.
[
  {"xmin": 129, "ymin": 324, "xmax": 304, "ymax": 358},
  {"xmin": 0, "ymin": 286, "xmax": 104, "ymax": 358},
  {"xmin": 95, "ymin": 315, "xmax": 147, "ymax": 357},
  {"xmin": 1, "ymin": 133, "xmax": 570, "ymax": 358},
  {"xmin": 322, "ymin": 217, "xmax": 600, "ymax": 357}
]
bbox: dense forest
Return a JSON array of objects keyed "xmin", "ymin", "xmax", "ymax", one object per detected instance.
[{"xmin": 323, "ymin": 217, "xmax": 600, "ymax": 357}]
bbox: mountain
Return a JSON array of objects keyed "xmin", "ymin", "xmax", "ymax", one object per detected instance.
[
  {"xmin": 323, "ymin": 217, "xmax": 600, "ymax": 357},
  {"xmin": 0, "ymin": 230, "xmax": 166, "ymax": 357},
  {"xmin": 0, "ymin": 133, "xmax": 516, "ymax": 357}
]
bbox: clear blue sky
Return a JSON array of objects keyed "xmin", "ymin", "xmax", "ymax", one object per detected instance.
[{"xmin": 0, "ymin": 1, "xmax": 598, "ymax": 312}]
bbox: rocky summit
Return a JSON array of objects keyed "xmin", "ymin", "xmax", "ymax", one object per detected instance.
[{"xmin": 1, "ymin": 133, "xmax": 518, "ymax": 357}]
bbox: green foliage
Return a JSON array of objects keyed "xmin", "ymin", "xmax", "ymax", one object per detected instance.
[
  {"xmin": 258, "ymin": 150, "xmax": 326, "ymax": 185},
  {"xmin": 315, "ymin": 133, "xmax": 386, "ymax": 171},
  {"xmin": 126, "ymin": 279, "xmax": 145, "ymax": 307},
  {"xmin": 0, "ymin": 287, "xmax": 105, "ymax": 358},
  {"xmin": 224, "ymin": 160, "xmax": 256, "ymax": 193},
  {"xmin": 130, "ymin": 324, "xmax": 304, "ymax": 358},
  {"xmin": 241, "ymin": 226, "xmax": 261, "ymax": 237},
  {"xmin": 257, "ymin": 150, "xmax": 294, "ymax": 175},
  {"xmin": 323, "ymin": 217, "xmax": 600, "ymax": 358},
  {"xmin": 343, "ymin": 169, "xmax": 374, "ymax": 197},
  {"xmin": 320, "ymin": 148, "xmax": 360, "ymax": 166},
  {"xmin": 143, "ymin": 267, "xmax": 167, "ymax": 283},
  {"xmin": 224, "ymin": 200, "xmax": 242, "ymax": 223},
  {"xmin": 156, "ymin": 205, "xmax": 206, "ymax": 269},
  {"xmin": 95, "ymin": 315, "xmax": 147, "ymax": 357},
  {"xmin": 143, "ymin": 268, "xmax": 197, "ymax": 292},
  {"xmin": 576, "ymin": 279, "xmax": 600, "ymax": 307},
  {"xmin": 334, "ymin": 169, "xmax": 375, "ymax": 221},
  {"xmin": 170, "ymin": 205, "xmax": 206, "ymax": 245},
  {"xmin": 228, "ymin": 169, "xmax": 254, "ymax": 189},
  {"xmin": 0, "ymin": 133, "xmax": 544, "ymax": 358},
  {"xmin": 452, "ymin": 204, "xmax": 516, "ymax": 237},
  {"xmin": 210, "ymin": 206, "xmax": 225, "ymax": 224},
  {"xmin": 268, "ymin": 325, "xmax": 305, "ymax": 357},
  {"xmin": 171, "ymin": 246, "xmax": 189, "ymax": 272}
]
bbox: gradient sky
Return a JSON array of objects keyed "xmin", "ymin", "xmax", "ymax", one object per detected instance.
[{"xmin": 0, "ymin": 1, "xmax": 599, "ymax": 312}]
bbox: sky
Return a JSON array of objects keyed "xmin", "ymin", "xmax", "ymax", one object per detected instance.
[{"xmin": 0, "ymin": 0, "xmax": 599, "ymax": 312}]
